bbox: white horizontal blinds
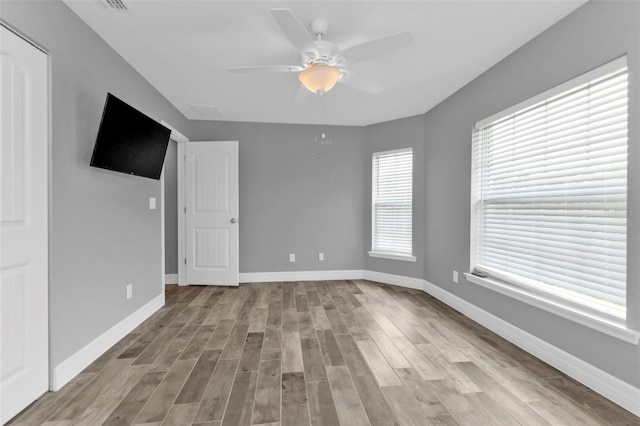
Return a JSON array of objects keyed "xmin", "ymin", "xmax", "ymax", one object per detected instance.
[
  {"xmin": 477, "ymin": 63, "xmax": 628, "ymax": 314},
  {"xmin": 372, "ymin": 148, "xmax": 413, "ymax": 255}
]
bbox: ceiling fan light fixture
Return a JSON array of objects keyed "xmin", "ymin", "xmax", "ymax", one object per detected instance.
[{"xmin": 298, "ymin": 63, "xmax": 341, "ymax": 94}]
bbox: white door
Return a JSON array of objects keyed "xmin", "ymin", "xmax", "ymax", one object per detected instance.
[
  {"xmin": 0, "ymin": 26, "xmax": 49, "ymax": 424},
  {"xmin": 185, "ymin": 141, "xmax": 239, "ymax": 286}
]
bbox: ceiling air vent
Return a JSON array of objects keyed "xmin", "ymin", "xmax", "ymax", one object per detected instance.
[
  {"xmin": 99, "ymin": 0, "xmax": 130, "ymax": 12},
  {"xmin": 190, "ymin": 104, "xmax": 221, "ymax": 117}
]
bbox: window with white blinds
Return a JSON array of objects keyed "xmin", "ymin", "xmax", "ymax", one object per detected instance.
[
  {"xmin": 371, "ymin": 148, "xmax": 413, "ymax": 258},
  {"xmin": 471, "ymin": 57, "xmax": 628, "ymax": 321}
]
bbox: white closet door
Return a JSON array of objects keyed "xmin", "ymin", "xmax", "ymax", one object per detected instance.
[{"xmin": 1, "ymin": 26, "xmax": 49, "ymax": 424}]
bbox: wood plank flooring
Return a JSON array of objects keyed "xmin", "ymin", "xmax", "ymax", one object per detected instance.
[{"xmin": 9, "ymin": 280, "xmax": 639, "ymax": 426}]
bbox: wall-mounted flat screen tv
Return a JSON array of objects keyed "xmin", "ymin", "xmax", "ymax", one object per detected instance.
[{"xmin": 90, "ymin": 93, "xmax": 171, "ymax": 180}]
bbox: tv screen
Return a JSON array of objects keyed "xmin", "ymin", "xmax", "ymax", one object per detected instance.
[{"xmin": 90, "ymin": 93, "xmax": 171, "ymax": 180}]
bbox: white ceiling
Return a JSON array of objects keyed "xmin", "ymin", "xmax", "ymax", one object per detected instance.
[{"xmin": 63, "ymin": 0, "xmax": 586, "ymax": 126}]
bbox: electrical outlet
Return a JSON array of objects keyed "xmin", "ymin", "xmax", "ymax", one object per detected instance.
[
  {"xmin": 452, "ymin": 270, "xmax": 458, "ymax": 284},
  {"xmin": 126, "ymin": 284, "xmax": 133, "ymax": 299},
  {"xmin": 289, "ymin": 253, "xmax": 295, "ymax": 263},
  {"xmin": 319, "ymin": 252, "xmax": 324, "ymax": 261}
]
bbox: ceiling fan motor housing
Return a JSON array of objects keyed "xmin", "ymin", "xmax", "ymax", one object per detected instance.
[{"xmin": 303, "ymin": 40, "xmax": 339, "ymax": 66}]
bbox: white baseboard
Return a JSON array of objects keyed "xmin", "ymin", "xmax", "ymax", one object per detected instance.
[
  {"xmin": 51, "ymin": 293, "xmax": 164, "ymax": 391},
  {"xmin": 164, "ymin": 273, "xmax": 178, "ymax": 284},
  {"xmin": 238, "ymin": 270, "xmax": 423, "ymax": 290},
  {"xmin": 363, "ymin": 270, "xmax": 424, "ymax": 291},
  {"xmin": 239, "ymin": 270, "xmax": 364, "ymax": 283},
  {"xmin": 422, "ymin": 279, "xmax": 640, "ymax": 417}
]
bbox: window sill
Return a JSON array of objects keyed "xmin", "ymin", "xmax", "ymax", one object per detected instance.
[
  {"xmin": 368, "ymin": 252, "xmax": 416, "ymax": 262},
  {"xmin": 463, "ymin": 273, "xmax": 639, "ymax": 344}
]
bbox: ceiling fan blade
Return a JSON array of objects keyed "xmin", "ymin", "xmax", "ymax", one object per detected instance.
[
  {"xmin": 294, "ymin": 83, "xmax": 315, "ymax": 104},
  {"xmin": 340, "ymin": 31, "xmax": 413, "ymax": 64},
  {"xmin": 270, "ymin": 9, "xmax": 317, "ymax": 55},
  {"xmin": 338, "ymin": 71, "xmax": 385, "ymax": 94},
  {"xmin": 228, "ymin": 65, "xmax": 303, "ymax": 73}
]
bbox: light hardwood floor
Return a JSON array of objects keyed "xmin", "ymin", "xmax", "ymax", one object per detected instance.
[{"xmin": 9, "ymin": 280, "xmax": 640, "ymax": 425}]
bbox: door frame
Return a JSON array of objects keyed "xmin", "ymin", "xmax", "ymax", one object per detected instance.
[
  {"xmin": 160, "ymin": 121, "xmax": 188, "ymax": 287},
  {"xmin": 1, "ymin": 21, "xmax": 51, "ymax": 399}
]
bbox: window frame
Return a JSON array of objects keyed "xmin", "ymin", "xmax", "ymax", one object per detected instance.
[
  {"xmin": 369, "ymin": 147, "xmax": 416, "ymax": 262},
  {"xmin": 468, "ymin": 56, "xmax": 639, "ymax": 343}
]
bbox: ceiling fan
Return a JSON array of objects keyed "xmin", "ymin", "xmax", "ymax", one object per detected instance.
[{"xmin": 229, "ymin": 9, "xmax": 414, "ymax": 101}]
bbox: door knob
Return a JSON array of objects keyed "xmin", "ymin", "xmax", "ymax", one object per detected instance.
[{"xmin": 230, "ymin": 218, "xmax": 237, "ymax": 224}]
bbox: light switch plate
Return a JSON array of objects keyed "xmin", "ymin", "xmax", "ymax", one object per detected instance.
[{"xmin": 149, "ymin": 197, "xmax": 156, "ymax": 210}]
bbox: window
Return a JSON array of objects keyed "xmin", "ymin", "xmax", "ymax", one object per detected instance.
[
  {"xmin": 370, "ymin": 148, "xmax": 415, "ymax": 261},
  {"xmin": 470, "ymin": 57, "xmax": 629, "ymax": 329}
]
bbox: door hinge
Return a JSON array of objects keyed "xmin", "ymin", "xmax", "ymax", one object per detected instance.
[
  {"xmin": 184, "ymin": 206, "xmax": 186, "ymax": 213},
  {"xmin": 184, "ymin": 258, "xmax": 187, "ymax": 265}
]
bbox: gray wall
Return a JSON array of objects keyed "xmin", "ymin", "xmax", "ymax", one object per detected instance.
[
  {"xmin": 164, "ymin": 141, "xmax": 178, "ymax": 275},
  {"xmin": 421, "ymin": 0, "xmax": 640, "ymax": 387},
  {"xmin": 1, "ymin": 1, "xmax": 190, "ymax": 367},
  {"xmin": 188, "ymin": 121, "xmax": 365, "ymax": 273},
  {"xmin": 363, "ymin": 115, "xmax": 425, "ymax": 279}
]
